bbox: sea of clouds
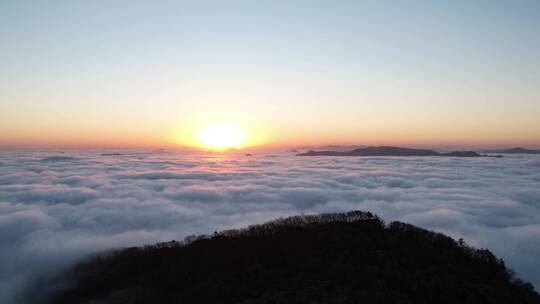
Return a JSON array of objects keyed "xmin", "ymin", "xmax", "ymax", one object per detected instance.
[{"xmin": 1, "ymin": 149, "xmax": 540, "ymax": 302}]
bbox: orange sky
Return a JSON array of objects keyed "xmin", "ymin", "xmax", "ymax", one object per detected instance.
[{"xmin": 1, "ymin": 2, "xmax": 539, "ymax": 150}]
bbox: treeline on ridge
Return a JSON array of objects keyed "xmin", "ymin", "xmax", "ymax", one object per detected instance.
[{"xmin": 32, "ymin": 211, "xmax": 540, "ymax": 304}]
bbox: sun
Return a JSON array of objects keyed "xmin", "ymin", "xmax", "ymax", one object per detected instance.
[{"xmin": 196, "ymin": 123, "xmax": 247, "ymax": 150}]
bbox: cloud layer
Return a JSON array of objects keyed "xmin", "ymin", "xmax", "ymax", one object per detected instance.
[{"xmin": 1, "ymin": 150, "xmax": 540, "ymax": 302}]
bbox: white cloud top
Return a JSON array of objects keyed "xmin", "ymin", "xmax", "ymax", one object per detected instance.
[{"xmin": 0, "ymin": 150, "xmax": 539, "ymax": 302}]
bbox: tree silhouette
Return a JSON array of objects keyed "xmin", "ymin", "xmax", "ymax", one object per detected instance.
[{"xmin": 32, "ymin": 211, "xmax": 540, "ymax": 304}]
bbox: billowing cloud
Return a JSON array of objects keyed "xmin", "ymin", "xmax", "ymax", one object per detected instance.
[{"xmin": 0, "ymin": 150, "xmax": 539, "ymax": 303}]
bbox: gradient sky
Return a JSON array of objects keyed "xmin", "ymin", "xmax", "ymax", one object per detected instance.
[{"xmin": 1, "ymin": 0, "xmax": 539, "ymax": 149}]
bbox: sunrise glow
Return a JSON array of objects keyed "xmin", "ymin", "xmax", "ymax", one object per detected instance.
[{"xmin": 196, "ymin": 123, "xmax": 248, "ymax": 150}]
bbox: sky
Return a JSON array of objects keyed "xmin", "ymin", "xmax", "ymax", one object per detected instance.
[{"xmin": 1, "ymin": 0, "xmax": 540, "ymax": 149}]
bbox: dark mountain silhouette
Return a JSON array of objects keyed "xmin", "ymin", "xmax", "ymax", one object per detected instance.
[
  {"xmin": 296, "ymin": 145, "xmax": 367, "ymax": 151},
  {"xmin": 444, "ymin": 150, "xmax": 485, "ymax": 157},
  {"xmin": 484, "ymin": 147, "xmax": 540, "ymax": 154},
  {"xmin": 297, "ymin": 146, "xmax": 488, "ymax": 157},
  {"xmin": 33, "ymin": 211, "xmax": 539, "ymax": 304}
]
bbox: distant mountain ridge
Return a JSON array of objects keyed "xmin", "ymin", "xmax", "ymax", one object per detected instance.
[
  {"xmin": 295, "ymin": 145, "xmax": 368, "ymax": 152},
  {"xmin": 483, "ymin": 147, "xmax": 540, "ymax": 154},
  {"xmin": 297, "ymin": 146, "xmax": 490, "ymax": 157}
]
